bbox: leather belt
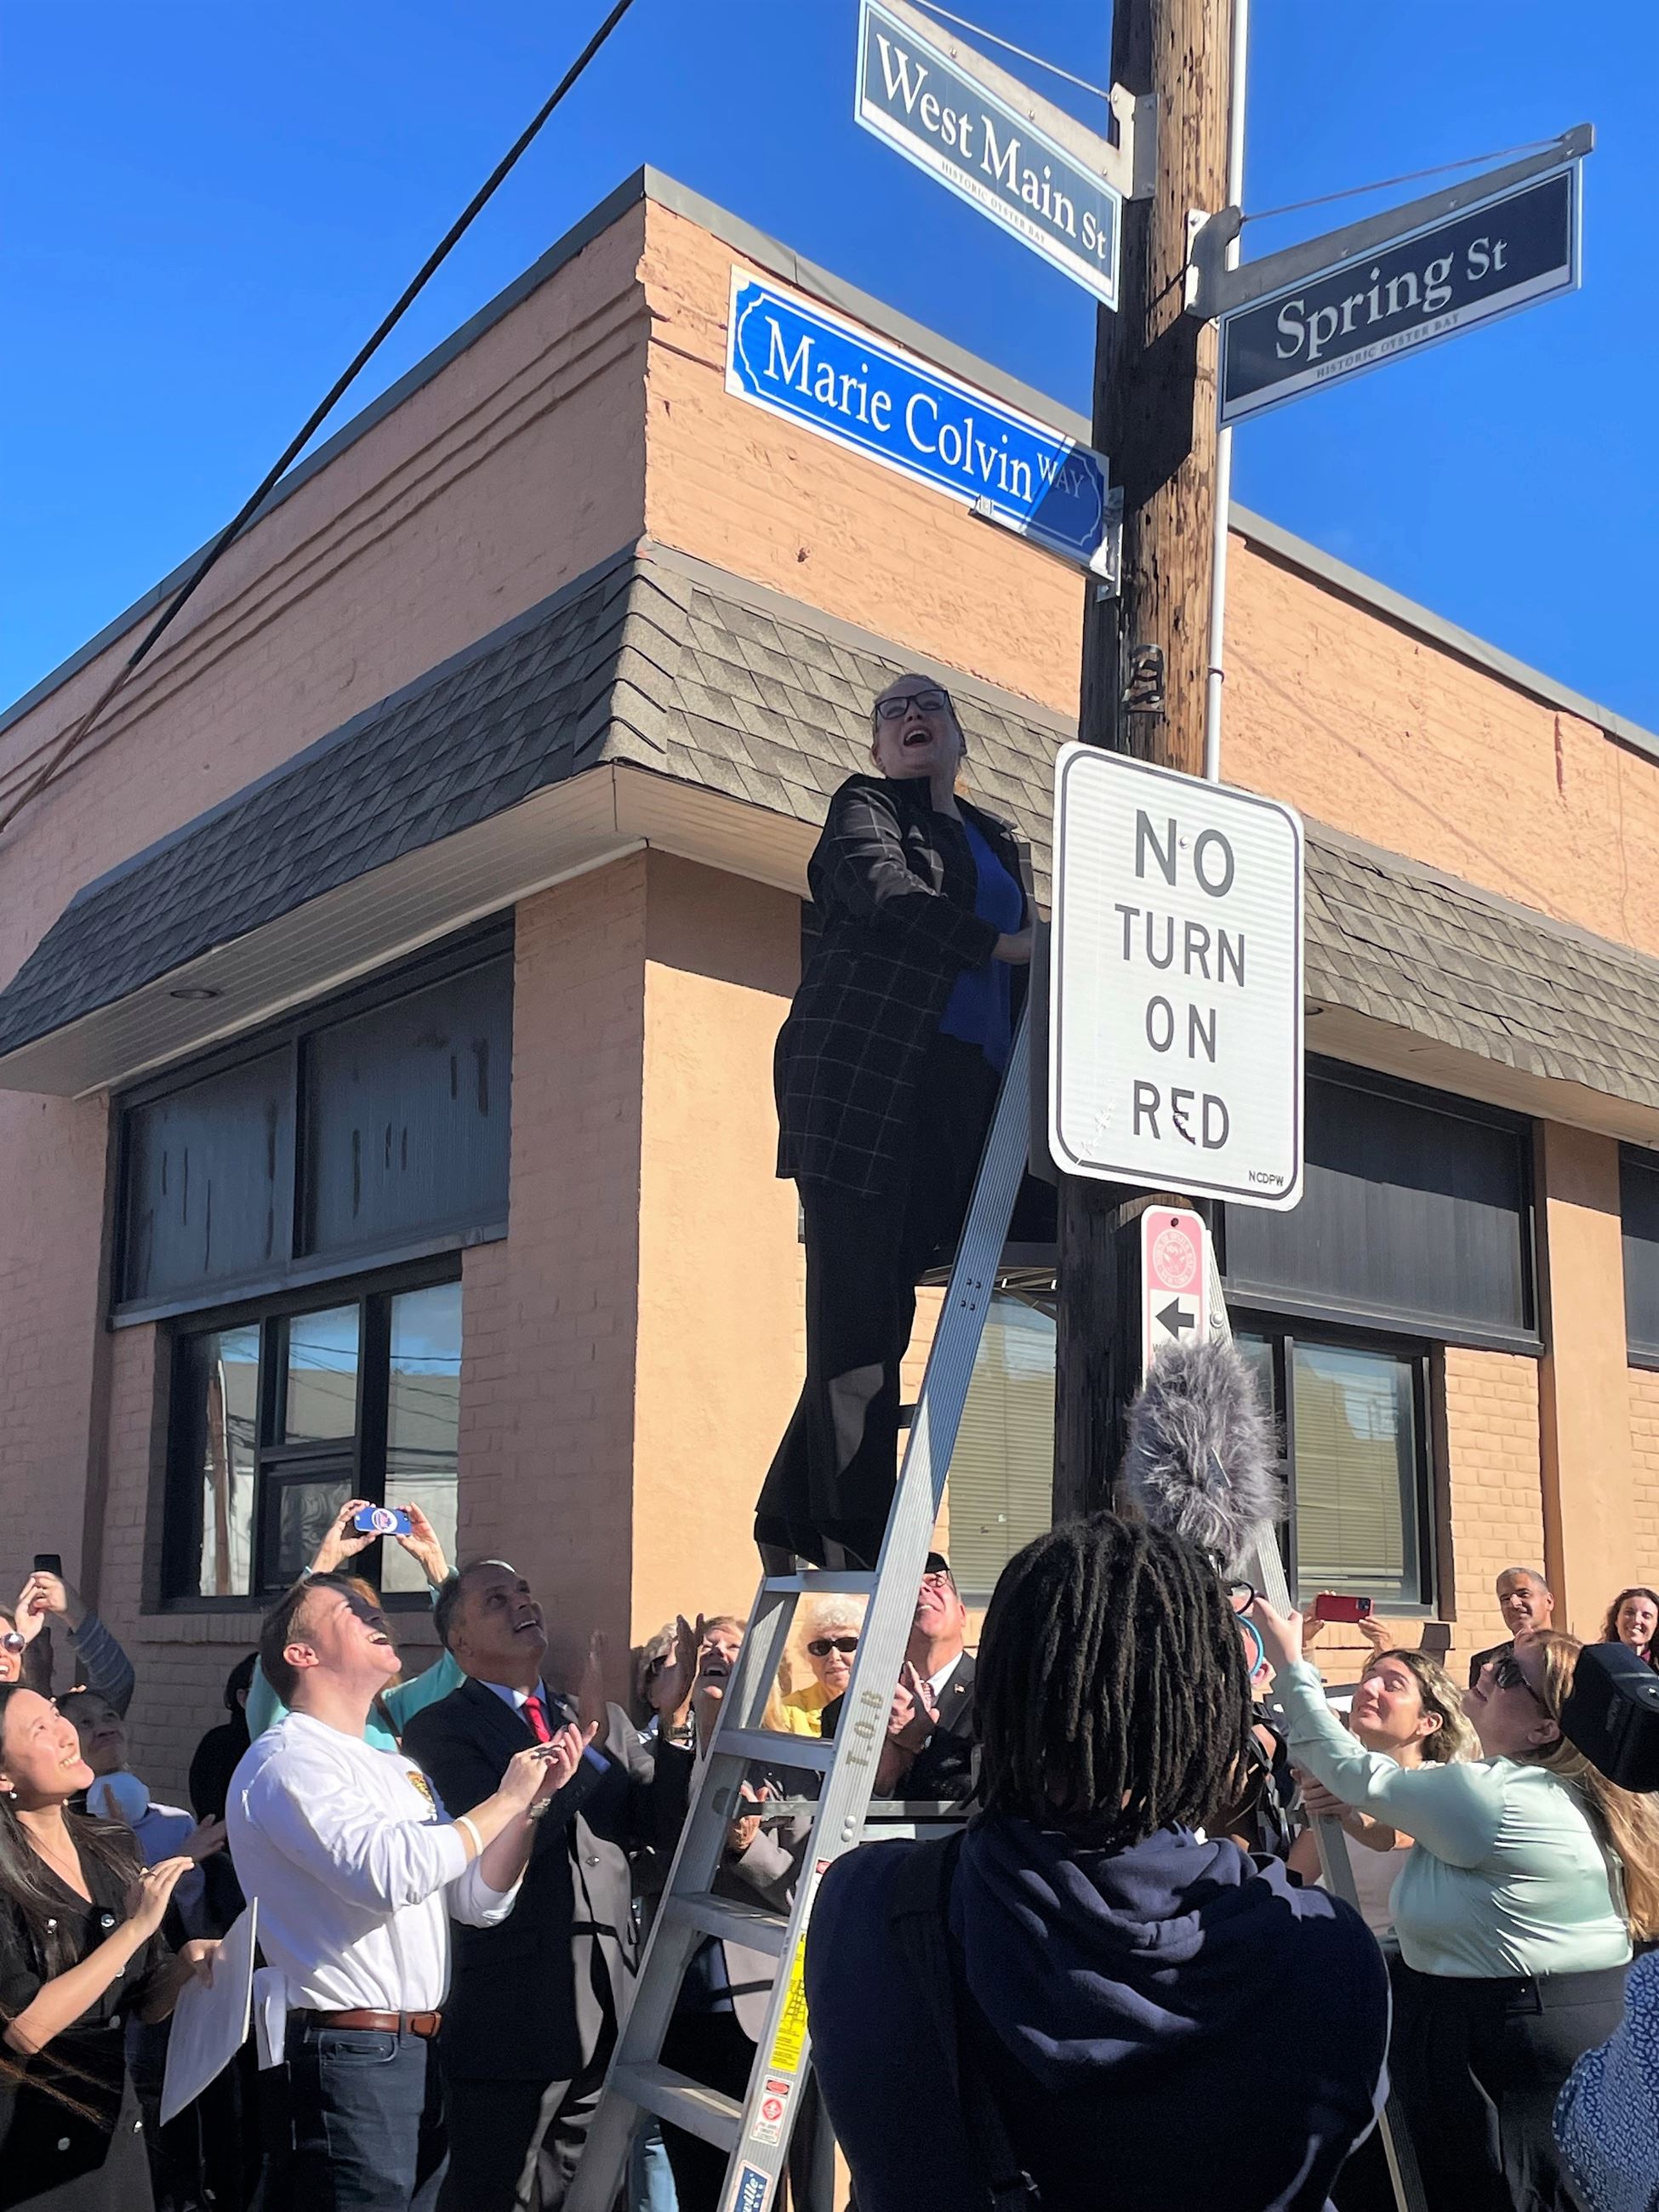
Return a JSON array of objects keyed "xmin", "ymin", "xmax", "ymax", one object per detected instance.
[{"xmin": 301, "ymin": 2009, "xmax": 442, "ymax": 2038}]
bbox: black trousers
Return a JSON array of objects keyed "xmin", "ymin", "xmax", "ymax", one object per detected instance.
[
  {"xmin": 438, "ymin": 2032, "xmax": 612, "ymax": 2212},
  {"xmin": 1388, "ymin": 1958, "xmax": 1628, "ymax": 2212},
  {"xmin": 658, "ymin": 2011, "xmax": 834, "ymax": 2212},
  {"xmin": 756, "ymin": 1035, "xmax": 998, "ymax": 1567}
]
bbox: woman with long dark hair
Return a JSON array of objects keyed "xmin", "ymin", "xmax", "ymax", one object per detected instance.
[
  {"xmin": 756, "ymin": 673, "xmax": 1033, "ymax": 1569},
  {"xmin": 1599, "ymin": 1585, "xmax": 1659, "ymax": 1671},
  {"xmin": 0, "ymin": 1682, "xmax": 217, "ymax": 2209}
]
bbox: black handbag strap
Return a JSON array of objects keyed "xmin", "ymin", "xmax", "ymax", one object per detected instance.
[{"xmin": 887, "ymin": 1832, "xmax": 1041, "ymax": 2212}]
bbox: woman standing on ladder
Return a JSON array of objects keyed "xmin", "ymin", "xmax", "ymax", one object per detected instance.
[{"xmin": 755, "ymin": 673, "xmax": 1033, "ymax": 1571}]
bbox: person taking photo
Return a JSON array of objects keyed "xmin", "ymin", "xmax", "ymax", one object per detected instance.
[{"xmin": 1251, "ymin": 1598, "xmax": 1659, "ymax": 2212}]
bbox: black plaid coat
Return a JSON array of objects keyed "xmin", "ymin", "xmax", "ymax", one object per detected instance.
[{"xmin": 775, "ymin": 774, "xmax": 1032, "ymax": 1199}]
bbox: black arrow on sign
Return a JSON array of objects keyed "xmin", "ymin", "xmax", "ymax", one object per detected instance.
[{"xmin": 1156, "ymin": 1298, "xmax": 1195, "ymax": 1338}]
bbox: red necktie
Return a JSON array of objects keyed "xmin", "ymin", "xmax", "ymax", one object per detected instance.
[{"xmin": 522, "ymin": 1693, "xmax": 553, "ymax": 1745}]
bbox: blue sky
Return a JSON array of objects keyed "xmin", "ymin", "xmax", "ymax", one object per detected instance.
[{"xmin": 4, "ymin": 2, "xmax": 1654, "ymax": 727}]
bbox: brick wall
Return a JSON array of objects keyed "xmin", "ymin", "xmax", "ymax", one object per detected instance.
[
  {"xmin": 1440, "ymin": 1347, "xmax": 1547, "ymax": 1662},
  {"xmin": 454, "ymin": 858, "xmax": 649, "ymax": 1694},
  {"xmin": 1628, "ymin": 1368, "xmax": 1659, "ymax": 1570}
]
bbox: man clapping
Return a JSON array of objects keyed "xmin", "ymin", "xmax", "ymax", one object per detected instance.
[{"xmin": 226, "ymin": 1572, "xmax": 583, "ymax": 2212}]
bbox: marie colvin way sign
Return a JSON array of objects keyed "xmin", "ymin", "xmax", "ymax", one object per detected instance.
[
  {"xmin": 725, "ymin": 270, "xmax": 1112, "ymax": 568},
  {"xmin": 1222, "ymin": 164, "xmax": 1582, "ymax": 425},
  {"xmin": 855, "ymin": 0, "xmax": 1120, "ymax": 308}
]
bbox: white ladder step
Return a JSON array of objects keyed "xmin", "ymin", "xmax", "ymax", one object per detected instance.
[
  {"xmin": 711, "ymin": 1725, "xmax": 834, "ymax": 1770},
  {"xmin": 611, "ymin": 2061, "xmax": 740, "ymax": 2151},
  {"xmin": 666, "ymin": 1889, "xmax": 790, "ymax": 1957}
]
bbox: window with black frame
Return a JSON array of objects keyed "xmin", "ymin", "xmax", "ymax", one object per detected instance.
[
  {"xmin": 1235, "ymin": 1325, "xmax": 1434, "ymax": 1610},
  {"xmin": 167, "ymin": 1271, "xmax": 461, "ymax": 1603}
]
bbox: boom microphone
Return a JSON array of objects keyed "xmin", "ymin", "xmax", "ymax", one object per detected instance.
[{"xmin": 1120, "ymin": 1337, "xmax": 1282, "ymax": 1578}]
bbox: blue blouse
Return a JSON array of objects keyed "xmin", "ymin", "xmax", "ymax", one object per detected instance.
[{"xmin": 938, "ymin": 818, "xmax": 1023, "ymax": 1070}]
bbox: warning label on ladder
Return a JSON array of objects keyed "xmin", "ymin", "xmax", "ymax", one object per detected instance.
[
  {"xmin": 766, "ymin": 1938, "xmax": 810, "ymax": 2076},
  {"xmin": 749, "ymin": 2076, "xmax": 794, "ymax": 2147}
]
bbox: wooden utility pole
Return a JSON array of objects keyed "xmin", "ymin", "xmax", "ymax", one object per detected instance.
[{"xmin": 1053, "ymin": 0, "xmax": 1234, "ymax": 1518}]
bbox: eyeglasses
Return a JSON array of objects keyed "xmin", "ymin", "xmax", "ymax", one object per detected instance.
[
  {"xmin": 1226, "ymin": 1582, "xmax": 1259, "ymax": 1616},
  {"xmin": 807, "ymin": 1637, "xmax": 859, "ymax": 1658},
  {"xmin": 2, "ymin": 1632, "xmax": 25, "ymax": 1655},
  {"xmin": 873, "ymin": 687, "xmax": 950, "ymax": 721},
  {"xmin": 1491, "ymin": 1652, "xmax": 1548, "ymax": 1707}
]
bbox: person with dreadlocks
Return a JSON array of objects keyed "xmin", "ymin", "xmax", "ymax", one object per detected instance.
[
  {"xmin": 804, "ymin": 1516, "xmax": 1389, "ymax": 2212},
  {"xmin": 0, "ymin": 1681, "xmax": 219, "ymax": 2209}
]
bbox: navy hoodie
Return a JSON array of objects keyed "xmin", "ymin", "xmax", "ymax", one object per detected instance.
[{"xmin": 805, "ymin": 1819, "xmax": 1388, "ymax": 2212}]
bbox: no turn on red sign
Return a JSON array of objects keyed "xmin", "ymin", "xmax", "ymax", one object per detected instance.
[
  {"xmin": 1047, "ymin": 745, "xmax": 1304, "ymax": 1206},
  {"xmin": 1141, "ymin": 1207, "xmax": 1211, "ymax": 1378}
]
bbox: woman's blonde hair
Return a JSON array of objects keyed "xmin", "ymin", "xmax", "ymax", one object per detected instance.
[
  {"xmin": 1370, "ymin": 1647, "xmax": 1480, "ymax": 1765},
  {"xmin": 1524, "ymin": 1629, "xmax": 1659, "ymax": 1941}
]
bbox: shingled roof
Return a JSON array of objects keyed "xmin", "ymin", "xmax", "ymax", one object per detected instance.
[
  {"xmin": 3, "ymin": 539, "xmax": 1658, "ymax": 1132},
  {"xmin": 0, "ymin": 541, "xmax": 1060, "ymax": 1064}
]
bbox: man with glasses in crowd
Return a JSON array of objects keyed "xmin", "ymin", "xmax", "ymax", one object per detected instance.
[{"xmin": 820, "ymin": 1555, "xmax": 978, "ymax": 1801}]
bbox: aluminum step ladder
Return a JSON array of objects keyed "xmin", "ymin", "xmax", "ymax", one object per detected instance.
[{"xmin": 565, "ymin": 1006, "xmax": 1036, "ymax": 2212}]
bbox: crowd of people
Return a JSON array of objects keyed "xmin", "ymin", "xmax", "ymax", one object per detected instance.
[
  {"xmin": 4, "ymin": 1522, "xmax": 1658, "ymax": 2212},
  {"xmin": 6, "ymin": 676, "xmax": 1659, "ymax": 2212}
]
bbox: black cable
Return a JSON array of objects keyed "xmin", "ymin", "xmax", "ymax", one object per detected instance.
[{"xmin": 2, "ymin": 0, "xmax": 641, "ymax": 834}]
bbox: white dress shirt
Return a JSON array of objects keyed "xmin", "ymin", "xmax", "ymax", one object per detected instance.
[
  {"xmin": 926, "ymin": 1652, "xmax": 963, "ymax": 1705},
  {"xmin": 226, "ymin": 1711, "xmax": 521, "ymax": 2018}
]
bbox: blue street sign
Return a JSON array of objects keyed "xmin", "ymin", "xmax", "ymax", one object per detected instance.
[
  {"xmin": 855, "ymin": 0, "xmax": 1120, "ymax": 308},
  {"xmin": 725, "ymin": 270, "xmax": 1112, "ymax": 571},
  {"xmin": 1219, "ymin": 163, "xmax": 1582, "ymax": 425}
]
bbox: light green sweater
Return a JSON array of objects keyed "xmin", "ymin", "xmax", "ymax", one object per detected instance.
[
  {"xmin": 1278, "ymin": 1657, "xmax": 1629, "ymax": 1979},
  {"xmin": 245, "ymin": 1646, "xmax": 463, "ymax": 1753}
]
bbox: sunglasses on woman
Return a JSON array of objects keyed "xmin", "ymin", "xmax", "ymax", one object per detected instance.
[
  {"xmin": 2, "ymin": 1631, "xmax": 25, "ymax": 1655},
  {"xmin": 807, "ymin": 1636, "xmax": 859, "ymax": 1658},
  {"xmin": 1491, "ymin": 1651, "xmax": 1548, "ymax": 1707}
]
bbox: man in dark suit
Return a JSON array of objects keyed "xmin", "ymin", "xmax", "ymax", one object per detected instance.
[
  {"xmin": 1468, "ymin": 1564, "xmax": 1555, "ymax": 1688},
  {"xmin": 821, "ymin": 1554, "xmax": 977, "ymax": 1801},
  {"xmin": 401, "ymin": 1560, "xmax": 693, "ymax": 2211}
]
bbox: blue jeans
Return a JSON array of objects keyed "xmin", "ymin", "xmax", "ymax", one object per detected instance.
[
  {"xmin": 630, "ymin": 2117, "xmax": 680, "ymax": 2210},
  {"xmin": 286, "ymin": 2021, "xmax": 447, "ymax": 2212}
]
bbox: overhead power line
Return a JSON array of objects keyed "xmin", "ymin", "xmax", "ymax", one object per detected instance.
[
  {"xmin": 906, "ymin": 0, "xmax": 1109, "ymax": 100},
  {"xmin": 0, "ymin": 0, "xmax": 641, "ymax": 839}
]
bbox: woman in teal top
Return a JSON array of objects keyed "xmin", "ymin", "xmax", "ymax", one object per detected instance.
[
  {"xmin": 243, "ymin": 1498, "xmax": 463, "ymax": 1752},
  {"xmin": 1251, "ymin": 1603, "xmax": 1659, "ymax": 2212}
]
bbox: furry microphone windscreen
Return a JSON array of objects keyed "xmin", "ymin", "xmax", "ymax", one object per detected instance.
[{"xmin": 1120, "ymin": 1338, "xmax": 1283, "ymax": 1578}]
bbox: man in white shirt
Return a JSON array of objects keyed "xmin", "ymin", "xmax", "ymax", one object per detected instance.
[{"xmin": 226, "ymin": 1571, "xmax": 587, "ymax": 2212}]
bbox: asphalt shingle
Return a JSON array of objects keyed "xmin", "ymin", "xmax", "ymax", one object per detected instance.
[{"xmin": 5, "ymin": 542, "xmax": 1659, "ymax": 1130}]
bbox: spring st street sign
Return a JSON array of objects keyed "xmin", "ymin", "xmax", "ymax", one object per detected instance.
[{"xmin": 1189, "ymin": 128, "xmax": 1590, "ymax": 426}]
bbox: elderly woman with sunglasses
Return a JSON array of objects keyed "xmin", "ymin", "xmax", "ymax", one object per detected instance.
[
  {"xmin": 777, "ymin": 1603, "xmax": 862, "ymax": 1738},
  {"xmin": 1251, "ymin": 1599, "xmax": 1659, "ymax": 2212},
  {"xmin": 757, "ymin": 674, "xmax": 1032, "ymax": 1571}
]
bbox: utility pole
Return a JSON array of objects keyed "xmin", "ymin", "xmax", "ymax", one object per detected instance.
[{"xmin": 1053, "ymin": 0, "xmax": 1237, "ymax": 1518}]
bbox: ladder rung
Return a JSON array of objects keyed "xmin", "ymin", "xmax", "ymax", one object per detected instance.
[
  {"xmin": 712, "ymin": 1725, "xmax": 834, "ymax": 1770},
  {"xmin": 760, "ymin": 1571, "xmax": 879, "ymax": 1596},
  {"xmin": 667, "ymin": 1889, "xmax": 790, "ymax": 1957},
  {"xmin": 611, "ymin": 2061, "xmax": 740, "ymax": 2152}
]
